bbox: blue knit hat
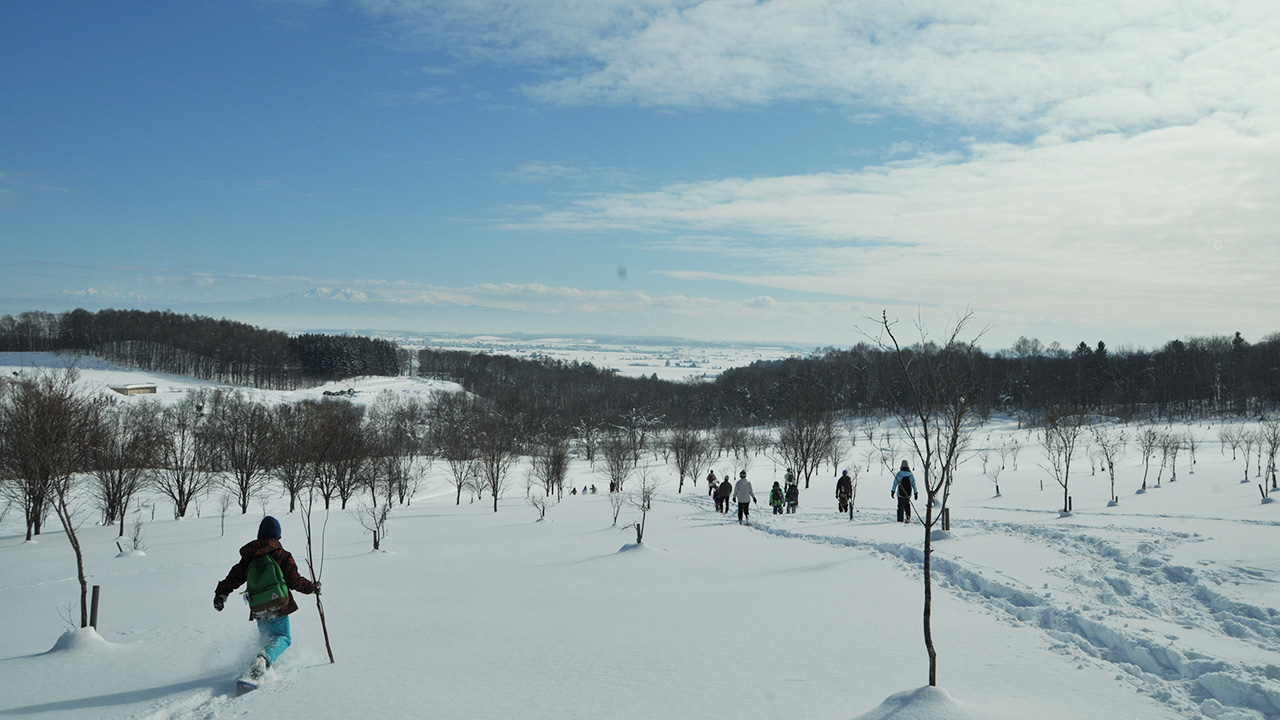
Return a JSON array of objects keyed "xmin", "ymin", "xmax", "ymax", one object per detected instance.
[{"xmin": 258, "ymin": 516, "xmax": 282, "ymax": 540}]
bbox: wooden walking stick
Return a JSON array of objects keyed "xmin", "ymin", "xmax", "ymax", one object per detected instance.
[{"xmin": 300, "ymin": 486, "xmax": 335, "ymax": 663}]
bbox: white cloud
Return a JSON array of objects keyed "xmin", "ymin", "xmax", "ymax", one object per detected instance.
[
  {"xmin": 511, "ymin": 119, "xmax": 1280, "ymax": 341},
  {"xmin": 352, "ymin": 0, "xmax": 1280, "ymax": 137}
]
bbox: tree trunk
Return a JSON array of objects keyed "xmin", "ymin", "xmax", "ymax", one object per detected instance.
[{"xmin": 924, "ymin": 492, "xmax": 937, "ymax": 686}]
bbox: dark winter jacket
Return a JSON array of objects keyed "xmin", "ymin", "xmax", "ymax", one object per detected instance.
[
  {"xmin": 216, "ymin": 538, "xmax": 317, "ymax": 620},
  {"xmin": 716, "ymin": 480, "xmax": 733, "ymax": 499},
  {"xmin": 785, "ymin": 484, "xmax": 799, "ymax": 503},
  {"xmin": 835, "ymin": 474, "xmax": 852, "ymax": 497}
]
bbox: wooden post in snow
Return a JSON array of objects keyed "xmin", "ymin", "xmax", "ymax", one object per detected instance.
[{"xmin": 90, "ymin": 585, "xmax": 100, "ymax": 629}]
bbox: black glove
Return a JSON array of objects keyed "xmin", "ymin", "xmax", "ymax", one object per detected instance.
[
  {"xmin": 891, "ymin": 492, "xmax": 895, "ymax": 498},
  {"xmin": 914, "ymin": 493, "xmax": 918, "ymax": 500},
  {"xmin": 313, "ymin": 581, "xmax": 322, "ymax": 596},
  {"xmin": 214, "ymin": 594, "xmax": 226, "ymax": 612}
]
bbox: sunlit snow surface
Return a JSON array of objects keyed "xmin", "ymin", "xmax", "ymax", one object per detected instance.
[{"xmin": 1, "ymin": 351, "xmax": 1278, "ymax": 720}]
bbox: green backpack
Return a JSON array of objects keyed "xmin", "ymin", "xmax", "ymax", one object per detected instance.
[{"xmin": 244, "ymin": 553, "xmax": 291, "ymax": 617}]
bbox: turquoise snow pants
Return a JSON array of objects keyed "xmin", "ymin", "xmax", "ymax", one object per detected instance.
[{"xmin": 257, "ymin": 615, "xmax": 291, "ymax": 665}]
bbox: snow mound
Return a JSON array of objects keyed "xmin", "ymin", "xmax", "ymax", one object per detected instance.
[
  {"xmin": 114, "ymin": 549, "xmax": 147, "ymax": 558},
  {"xmin": 852, "ymin": 686, "xmax": 980, "ymax": 720},
  {"xmin": 47, "ymin": 627, "xmax": 113, "ymax": 654}
]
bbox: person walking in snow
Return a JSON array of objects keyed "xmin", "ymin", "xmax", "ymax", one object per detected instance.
[
  {"xmin": 835, "ymin": 469, "xmax": 853, "ymax": 513},
  {"xmin": 733, "ymin": 471, "xmax": 757, "ymax": 524},
  {"xmin": 707, "ymin": 470, "xmax": 719, "ymax": 509},
  {"xmin": 785, "ymin": 479, "xmax": 799, "ymax": 514},
  {"xmin": 716, "ymin": 476, "xmax": 733, "ymax": 514},
  {"xmin": 214, "ymin": 516, "xmax": 319, "ymax": 680},
  {"xmin": 769, "ymin": 481, "xmax": 785, "ymax": 514},
  {"xmin": 892, "ymin": 461, "xmax": 918, "ymax": 524}
]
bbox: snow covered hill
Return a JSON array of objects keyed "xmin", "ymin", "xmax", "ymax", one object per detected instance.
[{"xmin": 1, "ymin": 352, "xmax": 1278, "ymax": 719}]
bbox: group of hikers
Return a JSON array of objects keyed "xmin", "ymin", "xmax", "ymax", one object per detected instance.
[{"xmin": 704, "ymin": 461, "xmax": 919, "ymax": 525}]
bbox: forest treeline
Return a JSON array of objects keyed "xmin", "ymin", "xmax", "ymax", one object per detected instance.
[
  {"xmin": 0, "ymin": 309, "xmax": 400, "ymax": 388},
  {"xmin": 420, "ymin": 332, "xmax": 1280, "ymax": 431},
  {"xmin": 4, "ymin": 308, "xmax": 1279, "ymax": 428}
]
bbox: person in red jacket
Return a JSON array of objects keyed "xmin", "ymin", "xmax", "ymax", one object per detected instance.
[{"xmin": 214, "ymin": 516, "xmax": 319, "ymax": 678}]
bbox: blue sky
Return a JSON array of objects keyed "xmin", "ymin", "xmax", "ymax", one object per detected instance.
[{"xmin": 3, "ymin": 1, "xmax": 1278, "ymax": 350}]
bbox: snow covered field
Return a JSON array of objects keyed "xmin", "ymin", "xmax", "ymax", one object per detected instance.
[
  {"xmin": 1, "ymin": 353, "xmax": 1278, "ymax": 720},
  {"xmin": 379, "ymin": 332, "xmax": 809, "ymax": 381}
]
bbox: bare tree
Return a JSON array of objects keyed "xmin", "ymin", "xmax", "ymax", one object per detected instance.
[
  {"xmin": 367, "ymin": 391, "xmax": 429, "ymax": 505},
  {"xmin": 877, "ymin": 432, "xmax": 901, "ymax": 477},
  {"xmin": 1184, "ymin": 430, "xmax": 1200, "ymax": 471},
  {"xmin": 843, "ymin": 463, "xmax": 863, "ymax": 518},
  {"xmin": 1093, "ymin": 427, "xmax": 1127, "ymax": 504},
  {"xmin": 433, "ymin": 392, "xmax": 480, "ymax": 505},
  {"xmin": 151, "ymin": 391, "xmax": 216, "ymax": 519},
  {"xmin": 460, "ymin": 471, "xmax": 485, "ymax": 503},
  {"xmin": 1161, "ymin": 432, "xmax": 1182, "ymax": 483},
  {"xmin": 267, "ymin": 401, "xmax": 314, "ymax": 513},
  {"xmin": 531, "ymin": 437, "xmax": 571, "ymax": 500},
  {"xmin": 574, "ymin": 415, "xmax": 603, "ymax": 469},
  {"xmin": 474, "ymin": 407, "xmax": 519, "ymax": 513},
  {"xmin": 219, "ymin": 493, "xmax": 233, "ymax": 537},
  {"xmin": 669, "ymin": 424, "xmax": 712, "ymax": 494},
  {"xmin": 601, "ymin": 431, "xmax": 634, "ymax": 493},
  {"xmin": 89, "ymin": 399, "xmax": 159, "ymax": 536},
  {"xmin": 1260, "ymin": 420, "xmax": 1280, "ymax": 491},
  {"xmin": 774, "ymin": 393, "xmax": 836, "ymax": 489},
  {"xmin": 0, "ymin": 367, "xmax": 105, "ymax": 627},
  {"xmin": 825, "ymin": 421, "xmax": 851, "ymax": 478},
  {"xmin": 870, "ymin": 310, "xmax": 985, "ymax": 688},
  {"xmin": 204, "ymin": 390, "xmax": 275, "ymax": 514},
  {"xmin": 1241, "ymin": 430, "xmax": 1259, "ymax": 482},
  {"xmin": 527, "ymin": 491, "xmax": 553, "ymax": 520},
  {"xmin": 127, "ymin": 516, "xmax": 146, "ymax": 552},
  {"xmin": 858, "ymin": 419, "xmax": 878, "ymax": 448},
  {"xmin": 1040, "ymin": 410, "xmax": 1087, "ymax": 513},
  {"xmin": 353, "ymin": 456, "xmax": 394, "ymax": 550},
  {"xmin": 1219, "ymin": 426, "xmax": 1243, "ymax": 461},
  {"xmin": 607, "ymin": 486, "xmax": 626, "ymax": 525},
  {"xmin": 623, "ymin": 464, "xmax": 663, "ymax": 544},
  {"xmin": 1136, "ymin": 426, "xmax": 1160, "ymax": 491},
  {"xmin": 984, "ymin": 451, "xmax": 1004, "ymax": 497},
  {"xmin": 307, "ymin": 398, "xmax": 367, "ymax": 510},
  {"xmin": 364, "ymin": 394, "xmax": 421, "ymax": 508},
  {"xmin": 1006, "ymin": 436, "xmax": 1021, "ymax": 470}
]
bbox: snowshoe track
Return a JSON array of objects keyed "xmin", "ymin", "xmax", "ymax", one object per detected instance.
[{"xmin": 678, "ymin": 495, "xmax": 1280, "ymax": 718}]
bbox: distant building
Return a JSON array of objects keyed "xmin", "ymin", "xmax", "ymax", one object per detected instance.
[{"xmin": 109, "ymin": 383, "xmax": 157, "ymax": 396}]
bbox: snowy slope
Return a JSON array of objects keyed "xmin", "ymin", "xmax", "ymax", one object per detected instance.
[{"xmin": 1, "ymin": 354, "xmax": 1278, "ymax": 720}]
